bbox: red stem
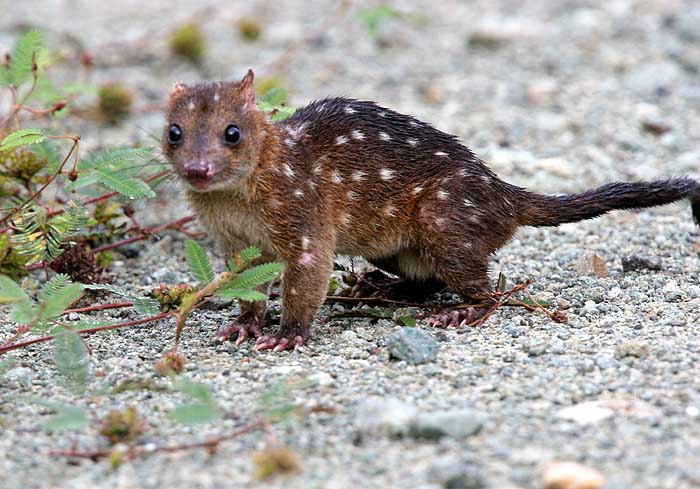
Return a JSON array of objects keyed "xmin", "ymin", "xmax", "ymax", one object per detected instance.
[{"xmin": 62, "ymin": 301, "xmax": 134, "ymax": 315}]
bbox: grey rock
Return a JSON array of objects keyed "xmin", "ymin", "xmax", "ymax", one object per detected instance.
[
  {"xmin": 386, "ymin": 327, "xmax": 440, "ymax": 364},
  {"xmin": 410, "ymin": 409, "xmax": 485, "ymax": 440},
  {"xmin": 152, "ymin": 267, "xmax": 188, "ymax": 284},
  {"xmin": 621, "ymin": 254, "xmax": 662, "ymax": 273},
  {"xmin": 427, "ymin": 459, "xmax": 486, "ymax": 489},
  {"xmin": 2, "ymin": 367, "xmax": 34, "ymax": 387},
  {"xmin": 668, "ymin": 9, "xmax": 700, "ymax": 42},
  {"xmin": 595, "ymin": 355, "xmax": 618, "ymax": 370},
  {"xmin": 354, "ymin": 397, "xmax": 418, "ymax": 437}
]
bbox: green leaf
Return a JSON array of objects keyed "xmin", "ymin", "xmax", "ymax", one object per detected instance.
[
  {"xmin": 259, "ymin": 87, "xmax": 288, "ymax": 106},
  {"xmin": 132, "ymin": 297, "xmax": 160, "ymax": 316},
  {"xmin": 397, "ymin": 315, "xmax": 417, "ymax": 327},
  {"xmin": 239, "ymin": 246, "xmax": 262, "ymax": 264},
  {"xmin": 82, "ymin": 147, "xmax": 155, "ymax": 170},
  {"xmin": 216, "ymin": 288, "xmax": 267, "ymax": 302},
  {"xmin": 38, "ymin": 273, "xmax": 71, "ymax": 302},
  {"xmin": 0, "ymin": 128, "xmax": 46, "ymax": 151},
  {"xmin": 169, "ymin": 403, "xmax": 221, "ymax": 425},
  {"xmin": 0, "ymin": 66, "xmax": 8, "ymax": 86},
  {"xmin": 39, "ymin": 283, "xmax": 83, "ymax": 320},
  {"xmin": 9, "ymin": 30, "xmax": 43, "ymax": 86},
  {"xmin": 31, "ymin": 398, "xmax": 89, "ymax": 432},
  {"xmin": 224, "ymin": 262, "xmax": 282, "ymax": 291},
  {"xmin": 53, "ymin": 329, "xmax": 90, "ymax": 393},
  {"xmin": 0, "ymin": 275, "xmax": 30, "ymax": 304},
  {"xmin": 0, "ymin": 275, "xmax": 35, "ymax": 324},
  {"xmin": 95, "ymin": 169, "xmax": 156, "ymax": 199},
  {"xmin": 184, "ymin": 240, "xmax": 215, "ymax": 284},
  {"xmin": 173, "ymin": 377, "xmax": 214, "ymax": 404}
]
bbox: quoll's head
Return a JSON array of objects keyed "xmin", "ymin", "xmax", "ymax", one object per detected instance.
[{"xmin": 162, "ymin": 70, "xmax": 266, "ymax": 192}]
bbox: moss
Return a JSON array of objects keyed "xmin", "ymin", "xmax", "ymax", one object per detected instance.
[
  {"xmin": 252, "ymin": 446, "xmax": 300, "ymax": 480},
  {"xmin": 255, "ymin": 76, "xmax": 284, "ymax": 99},
  {"xmin": 97, "ymin": 83, "xmax": 133, "ymax": 125},
  {"xmin": 99, "ymin": 406, "xmax": 147, "ymax": 444},
  {"xmin": 237, "ymin": 17, "xmax": 262, "ymax": 42},
  {"xmin": 169, "ymin": 24, "xmax": 205, "ymax": 64},
  {"xmin": 2, "ymin": 149, "xmax": 47, "ymax": 186}
]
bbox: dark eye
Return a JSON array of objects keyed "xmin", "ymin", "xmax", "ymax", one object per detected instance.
[
  {"xmin": 168, "ymin": 124, "xmax": 182, "ymax": 144},
  {"xmin": 224, "ymin": 124, "xmax": 241, "ymax": 146}
]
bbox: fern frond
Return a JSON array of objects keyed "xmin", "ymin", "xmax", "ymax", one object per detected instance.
[
  {"xmin": 222, "ymin": 262, "xmax": 282, "ymax": 291},
  {"xmin": 81, "ymin": 147, "xmax": 155, "ymax": 170},
  {"xmin": 95, "ymin": 168, "xmax": 156, "ymax": 199},
  {"xmin": 0, "ymin": 128, "xmax": 46, "ymax": 152},
  {"xmin": 9, "ymin": 30, "xmax": 43, "ymax": 86},
  {"xmin": 38, "ymin": 273, "xmax": 71, "ymax": 302},
  {"xmin": 184, "ymin": 240, "xmax": 214, "ymax": 284}
]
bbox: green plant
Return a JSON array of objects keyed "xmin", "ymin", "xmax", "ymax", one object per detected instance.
[
  {"xmin": 169, "ymin": 24, "xmax": 205, "ymax": 64},
  {"xmin": 97, "ymin": 83, "xmax": 133, "ymax": 124},
  {"xmin": 237, "ymin": 17, "xmax": 262, "ymax": 42}
]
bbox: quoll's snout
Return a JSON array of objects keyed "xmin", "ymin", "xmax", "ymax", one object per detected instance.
[{"xmin": 182, "ymin": 161, "xmax": 214, "ymax": 186}]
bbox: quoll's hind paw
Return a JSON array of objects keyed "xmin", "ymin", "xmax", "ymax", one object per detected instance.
[
  {"xmin": 255, "ymin": 334, "xmax": 305, "ymax": 352},
  {"xmin": 428, "ymin": 307, "xmax": 485, "ymax": 328},
  {"xmin": 216, "ymin": 320, "xmax": 264, "ymax": 345}
]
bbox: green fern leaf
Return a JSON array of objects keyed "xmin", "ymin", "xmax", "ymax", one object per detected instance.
[
  {"xmin": 0, "ymin": 128, "xmax": 46, "ymax": 151},
  {"xmin": 82, "ymin": 147, "xmax": 155, "ymax": 170},
  {"xmin": 9, "ymin": 30, "xmax": 43, "ymax": 86},
  {"xmin": 53, "ymin": 328, "xmax": 90, "ymax": 393},
  {"xmin": 184, "ymin": 239, "xmax": 214, "ymax": 284},
  {"xmin": 239, "ymin": 246, "xmax": 262, "ymax": 263},
  {"xmin": 95, "ymin": 168, "xmax": 156, "ymax": 199},
  {"xmin": 223, "ymin": 262, "xmax": 282, "ymax": 291},
  {"xmin": 85, "ymin": 283, "xmax": 160, "ymax": 317},
  {"xmin": 38, "ymin": 273, "xmax": 72, "ymax": 302},
  {"xmin": 216, "ymin": 288, "xmax": 267, "ymax": 302},
  {"xmin": 0, "ymin": 274, "xmax": 30, "ymax": 304},
  {"xmin": 38, "ymin": 283, "xmax": 83, "ymax": 320}
]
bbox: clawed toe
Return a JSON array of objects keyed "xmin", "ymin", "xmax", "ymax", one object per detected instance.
[
  {"xmin": 428, "ymin": 307, "xmax": 484, "ymax": 328},
  {"xmin": 216, "ymin": 320, "xmax": 264, "ymax": 345},
  {"xmin": 255, "ymin": 334, "xmax": 305, "ymax": 352}
]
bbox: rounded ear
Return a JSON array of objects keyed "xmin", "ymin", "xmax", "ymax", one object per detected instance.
[
  {"xmin": 238, "ymin": 69, "xmax": 256, "ymax": 108},
  {"xmin": 171, "ymin": 82, "xmax": 187, "ymax": 96}
]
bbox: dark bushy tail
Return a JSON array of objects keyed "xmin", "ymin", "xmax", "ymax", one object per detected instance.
[{"xmin": 517, "ymin": 178, "xmax": 700, "ymax": 227}]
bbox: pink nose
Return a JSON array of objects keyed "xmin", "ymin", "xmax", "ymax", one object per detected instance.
[{"xmin": 183, "ymin": 161, "xmax": 213, "ymax": 181}]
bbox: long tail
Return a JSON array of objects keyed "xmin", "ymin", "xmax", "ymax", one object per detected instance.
[{"xmin": 516, "ymin": 178, "xmax": 700, "ymax": 227}]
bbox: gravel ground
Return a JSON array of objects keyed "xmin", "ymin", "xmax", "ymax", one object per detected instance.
[{"xmin": 2, "ymin": 1, "xmax": 700, "ymax": 488}]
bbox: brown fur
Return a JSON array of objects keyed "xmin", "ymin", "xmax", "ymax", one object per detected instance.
[{"xmin": 163, "ymin": 71, "xmax": 700, "ymax": 350}]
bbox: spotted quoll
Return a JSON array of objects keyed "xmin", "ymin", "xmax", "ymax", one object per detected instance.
[{"xmin": 163, "ymin": 70, "xmax": 700, "ymax": 351}]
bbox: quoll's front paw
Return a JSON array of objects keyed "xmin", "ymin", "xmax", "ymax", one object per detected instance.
[
  {"xmin": 217, "ymin": 317, "xmax": 264, "ymax": 345},
  {"xmin": 255, "ymin": 324, "xmax": 309, "ymax": 352},
  {"xmin": 427, "ymin": 307, "xmax": 485, "ymax": 328}
]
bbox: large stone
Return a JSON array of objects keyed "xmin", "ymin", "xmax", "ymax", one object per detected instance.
[
  {"xmin": 386, "ymin": 327, "xmax": 439, "ymax": 365},
  {"xmin": 409, "ymin": 409, "xmax": 485, "ymax": 440}
]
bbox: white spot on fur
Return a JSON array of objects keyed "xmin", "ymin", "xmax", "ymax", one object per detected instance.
[
  {"xmin": 313, "ymin": 161, "xmax": 323, "ymax": 174},
  {"xmin": 335, "ymin": 135, "xmax": 349, "ymax": 145},
  {"xmin": 284, "ymin": 138, "xmax": 296, "ymax": 147},
  {"xmin": 457, "ymin": 168, "xmax": 468, "ymax": 177},
  {"xmin": 435, "ymin": 217, "xmax": 446, "ymax": 227},
  {"xmin": 412, "ymin": 185, "xmax": 424, "ymax": 194},
  {"xmin": 435, "ymin": 151, "xmax": 449, "ymax": 157},
  {"xmin": 307, "ymin": 179, "xmax": 317, "ymax": 189},
  {"xmin": 351, "ymin": 129, "xmax": 365, "ymax": 140},
  {"xmin": 463, "ymin": 241, "xmax": 473, "ymax": 249},
  {"xmin": 290, "ymin": 287, "xmax": 298, "ymax": 295},
  {"xmin": 481, "ymin": 175, "xmax": 491, "ymax": 184},
  {"xmin": 468, "ymin": 215, "xmax": 481, "ymax": 224},
  {"xmin": 437, "ymin": 190, "xmax": 449, "ymax": 200},
  {"xmin": 301, "ymin": 236, "xmax": 311, "ymax": 250},
  {"xmin": 282, "ymin": 163, "xmax": 295, "ymax": 178},
  {"xmin": 213, "ymin": 93, "xmax": 220, "ymax": 103},
  {"xmin": 317, "ymin": 103, "xmax": 325, "ymax": 112},
  {"xmin": 294, "ymin": 189, "xmax": 304, "ymax": 198},
  {"xmin": 347, "ymin": 190, "xmax": 357, "ymax": 200},
  {"xmin": 351, "ymin": 170, "xmax": 366, "ymax": 182},
  {"xmin": 298, "ymin": 253, "xmax": 314, "ymax": 266},
  {"xmin": 463, "ymin": 198, "xmax": 475, "ymax": 208},
  {"xmin": 378, "ymin": 111, "xmax": 387, "ymax": 117},
  {"xmin": 339, "ymin": 212, "xmax": 350, "ymax": 225},
  {"xmin": 379, "ymin": 131, "xmax": 391, "ymax": 141},
  {"xmin": 345, "ymin": 105, "xmax": 356, "ymax": 114},
  {"xmin": 331, "ymin": 170, "xmax": 343, "ymax": 183},
  {"xmin": 383, "ymin": 205, "xmax": 397, "ymax": 217},
  {"xmin": 409, "ymin": 121, "xmax": 418, "ymax": 127},
  {"xmin": 379, "ymin": 168, "xmax": 395, "ymax": 180},
  {"xmin": 187, "ymin": 101, "xmax": 195, "ymax": 111},
  {"xmin": 406, "ymin": 138, "xmax": 418, "ymax": 146}
]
